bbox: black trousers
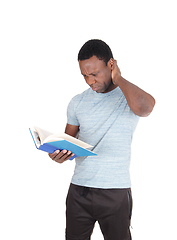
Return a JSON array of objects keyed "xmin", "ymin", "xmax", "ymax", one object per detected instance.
[{"xmin": 66, "ymin": 183, "xmax": 132, "ymax": 240}]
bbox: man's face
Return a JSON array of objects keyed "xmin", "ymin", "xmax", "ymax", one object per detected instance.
[{"xmin": 79, "ymin": 55, "xmax": 116, "ymax": 93}]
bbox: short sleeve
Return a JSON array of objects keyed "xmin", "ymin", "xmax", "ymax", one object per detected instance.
[{"xmin": 67, "ymin": 96, "xmax": 80, "ymax": 126}]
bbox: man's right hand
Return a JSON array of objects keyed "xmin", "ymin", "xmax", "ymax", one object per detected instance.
[{"xmin": 48, "ymin": 150, "xmax": 74, "ymax": 164}]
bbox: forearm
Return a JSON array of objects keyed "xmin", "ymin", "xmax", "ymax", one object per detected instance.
[{"xmin": 116, "ymin": 76, "xmax": 155, "ymax": 117}]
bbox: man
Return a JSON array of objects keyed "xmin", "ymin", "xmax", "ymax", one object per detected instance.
[{"xmin": 49, "ymin": 39, "xmax": 155, "ymax": 240}]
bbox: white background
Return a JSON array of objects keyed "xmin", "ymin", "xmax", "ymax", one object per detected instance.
[{"xmin": 0, "ymin": 0, "xmax": 177, "ymax": 239}]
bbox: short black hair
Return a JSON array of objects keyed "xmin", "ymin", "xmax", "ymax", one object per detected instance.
[{"xmin": 78, "ymin": 39, "xmax": 113, "ymax": 65}]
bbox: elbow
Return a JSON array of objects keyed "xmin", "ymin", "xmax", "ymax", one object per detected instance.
[{"xmin": 133, "ymin": 96, "xmax": 156, "ymax": 117}]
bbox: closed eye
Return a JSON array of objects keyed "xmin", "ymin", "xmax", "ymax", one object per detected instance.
[
  {"xmin": 81, "ymin": 72, "xmax": 99, "ymax": 78},
  {"xmin": 91, "ymin": 72, "xmax": 99, "ymax": 77},
  {"xmin": 81, "ymin": 74, "xmax": 87, "ymax": 78}
]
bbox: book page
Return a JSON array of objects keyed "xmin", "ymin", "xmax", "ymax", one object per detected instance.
[
  {"xmin": 29, "ymin": 127, "xmax": 41, "ymax": 148},
  {"xmin": 44, "ymin": 133, "xmax": 93, "ymax": 149},
  {"xmin": 34, "ymin": 131, "xmax": 41, "ymax": 146},
  {"xmin": 34, "ymin": 126, "xmax": 53, "ymax": 144}
]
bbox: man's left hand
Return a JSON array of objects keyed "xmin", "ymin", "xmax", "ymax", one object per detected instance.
[{"xmin": 111, "ymin": 60, "xmax": 121, "ymax": 85}]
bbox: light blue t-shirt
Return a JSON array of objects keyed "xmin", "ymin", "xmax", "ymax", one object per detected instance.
[{"xmin": 67, "ymin": 87, "xmax": 139, "ymax": 189}]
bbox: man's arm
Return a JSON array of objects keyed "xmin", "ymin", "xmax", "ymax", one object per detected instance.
[
  {"xmin": 65, "ymin": 124, "xmax": 79, "ymax": 137},
  {"xmin": 111, "ymin": 60, "xmax": 155, "ymax": 117},
  {"xmin": 48, "ymin": 124, "xmax": 79, "ymax": 163}
]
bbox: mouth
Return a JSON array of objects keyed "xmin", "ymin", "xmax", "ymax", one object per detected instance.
[
  {"xmin": 91, "ymin": 85, "xmax": 100, "ymax": 91},
  {"xmin": 91, "ymin": 87, "xmax": 99, "ymax": 91}
]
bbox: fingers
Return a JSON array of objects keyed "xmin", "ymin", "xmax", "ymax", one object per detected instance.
[
  {"xmin": 113, "ymin": 59, "xmax": 117, "ymax": 65},
  {"xmin": 48, "ymin": 150, "xmax": 74, "ymax": 163},
  {"xmin": 111, "ymin": 59, "xmax": 121, "ymax": 85}
]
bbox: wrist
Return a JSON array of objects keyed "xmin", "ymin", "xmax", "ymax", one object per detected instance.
[{"xmin": 112, "ymin": 74, "xmax": 122, "ymax": 85}]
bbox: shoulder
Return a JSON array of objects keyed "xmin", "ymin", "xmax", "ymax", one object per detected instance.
[
  {"xmin": 69, "ymin": 88, "xmax": 92, "ymax": 104},
  {"xmin": 67, "ymin": 88, "xmax": 93, "ymax": 111}
]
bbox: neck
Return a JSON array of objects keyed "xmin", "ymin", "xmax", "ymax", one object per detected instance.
[{"xmin": 104, "ymin": 82, "xmax": 118, "ymax": 93}]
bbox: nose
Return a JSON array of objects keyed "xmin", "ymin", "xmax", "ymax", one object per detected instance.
[{"xmin": 85, "ymin": 76, "xmax": 96, "ymax": 86}]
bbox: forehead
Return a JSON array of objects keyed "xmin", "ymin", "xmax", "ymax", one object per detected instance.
[{"xmin": 79, "ymin": 56, "xmax": 106, "ymax": 74}]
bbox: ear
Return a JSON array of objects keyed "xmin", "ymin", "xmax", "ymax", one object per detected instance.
[{"xmin": 107, "ymin": 58, "xmax": 114, "ymax": 70}]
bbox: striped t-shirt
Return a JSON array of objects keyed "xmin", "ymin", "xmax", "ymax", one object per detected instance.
[{"xmin": 67, "ymin": 86, "xmax": 139, "ymax": 189}]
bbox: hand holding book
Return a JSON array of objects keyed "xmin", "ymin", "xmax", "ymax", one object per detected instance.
[{"xmin": 48, "ymin": 149, "xmax": 75, "ymax": 163}]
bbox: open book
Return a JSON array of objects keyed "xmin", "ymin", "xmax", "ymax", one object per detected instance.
[{"xmin": 29, "ymin": 126, "xmax": 97, "ymax": 160}]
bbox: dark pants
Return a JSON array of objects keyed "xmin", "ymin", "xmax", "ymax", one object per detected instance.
[{"xmin": 66, "ymin": 183, "xmax": 132, "ymax": 240}]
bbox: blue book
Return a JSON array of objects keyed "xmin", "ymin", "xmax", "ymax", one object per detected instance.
[{"xmin": 29, "ymin": 126, "xmax": 97, "ymax": 160}]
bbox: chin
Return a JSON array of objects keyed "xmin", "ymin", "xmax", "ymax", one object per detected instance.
[{"xmin": 96, "ymin": 89, "xmax": 105, "ymax": 93}]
